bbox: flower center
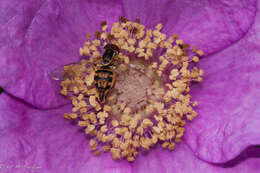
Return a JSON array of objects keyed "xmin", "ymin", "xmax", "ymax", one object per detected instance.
[
  {"xmin": 108, "ymin": 59, "xmax": 159, "ymax": 117},
  {"xmin": 55, "ymin": 16, "xmax": 204, "ymax": 162}
]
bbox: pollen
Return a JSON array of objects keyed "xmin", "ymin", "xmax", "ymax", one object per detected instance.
[{"xmin": 57, "ymin": 17, "xmax": 204, "ymax": 162}]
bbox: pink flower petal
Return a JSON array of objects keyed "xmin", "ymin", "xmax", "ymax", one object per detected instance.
[
  {"xmin": 0, "ymin": 93, "xmax": 132, "ymax": 173},
  {"xmin": 0, "ymin": 0, "xmax": 122, "ymax": 109},
  {"xmin": 0, "ymin": 93, "xmax": 259, "ymax": 172},
  {"xmin": 184, "ymin": 1, "xmax": 260, "ymax": 163},
  {"xmin": 123, "ymin": 0, "xmax": 256, "ymax": 55},
  {"xmin": 133, "ymin": 145, "xmax": 260, "ymax": 173}
]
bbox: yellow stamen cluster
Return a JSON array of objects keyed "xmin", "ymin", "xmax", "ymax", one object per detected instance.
[{"xmin": 58, "ymin": 16, "xmax": 203, "ymax": 162}]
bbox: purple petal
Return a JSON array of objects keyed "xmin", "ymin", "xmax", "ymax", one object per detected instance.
[
  {"xmin": 0, "ymin": 93, "xmax": 132, "ymax": 173},
  {"xmin": 123, "ymin": 0, "xmax": 256, "ymax": 55},
  {"xmin": 0, "ymin": 0, "xmax": 122, "ymax": 109},
  {"xmin": 133, "ymin": 145, "xmax": 260, "ymax": 173},
  {"xmin": 184, "ymin": 1, "xmax": 260, "ymax": 163},
  {"xmin": 0, "ymin": 93, "xmax": 259, "ymax": 172}
]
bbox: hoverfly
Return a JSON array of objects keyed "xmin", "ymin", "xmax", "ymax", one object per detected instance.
[
  {"xmin": 94, "ymin": 44, "xmax": 119, "ymax": 103},
  {"xmin": 51, "ymin": 44, "xmax": 120, "ymax": 104}
]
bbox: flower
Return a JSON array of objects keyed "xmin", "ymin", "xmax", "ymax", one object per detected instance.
[
  {"xmin": 0, "ymin": 0, "xmax": 260, "ymax": 172},
  {"xmin": 55, "ymin": 17, "xmax": 204, "ymax": 161}
]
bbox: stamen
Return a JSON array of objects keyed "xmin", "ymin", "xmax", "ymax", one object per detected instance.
[{"xmin": 57, "ymin": 17, "xmax": 204, "ymax": 162}]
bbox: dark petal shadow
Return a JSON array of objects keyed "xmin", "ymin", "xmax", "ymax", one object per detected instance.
[
  {"xmin": 0, "ymin": 87, "xmax": 3, "ymax": 94},
  {"xmin": 214, "ymin": 145, "xmax": 260, "ymax": 168}
]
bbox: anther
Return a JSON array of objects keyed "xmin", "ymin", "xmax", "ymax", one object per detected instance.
[
  {"xmin": 135, "ymin": 18, "xmax": 140, "ymax": 24},
  {"xmin": 101, "ymin": 21, "xmax": 107, "ymax": 27},
  {"xmin": 95, "ymin": 31, "xmax": 101, "ymax": 39},
  {"xmin": 119, "ymin": 16, "xmax": 127, "ymax": 23}
]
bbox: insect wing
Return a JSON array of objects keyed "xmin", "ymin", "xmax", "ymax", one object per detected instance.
[{"xmin": 50, "ymin": 63, "xmax": 77, "ymax": 81}]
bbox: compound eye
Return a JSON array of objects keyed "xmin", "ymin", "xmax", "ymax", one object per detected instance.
[
  {"xmin": 104, "ymin": 44, "xmax": 120, "ymax": 53},
  {"xmin": 104, "ymin": 44, "xmax": 111, "ymax": 50}
]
